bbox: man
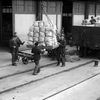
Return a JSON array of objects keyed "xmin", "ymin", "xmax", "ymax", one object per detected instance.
[
  {"xmin": 56, "ymin": 35, "xmax": 66, "ymax": 67},
  {"xmin": 31, "ymin": 42, "xmax": 42, "ymax": 75},
  {"xmin": 90, "ymin": 16, "xmax": 96, "ymax": 24},
  {"xmin": 9, "ymin": 32, "xmax": 24, "ymax": 66}
]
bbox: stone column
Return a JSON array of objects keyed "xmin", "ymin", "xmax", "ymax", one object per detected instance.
[{"xmin": 36, "ymin": 1, "xmax": 42, "ymax": 21}]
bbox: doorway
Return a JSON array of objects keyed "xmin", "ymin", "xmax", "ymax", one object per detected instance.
[
  {"xmin": 62, "ymin": 1, "xmax": 72, "ymax": 44},
  {"xmin": 1, "ymin": 0, "xmax": 12, "ymax": 47}
]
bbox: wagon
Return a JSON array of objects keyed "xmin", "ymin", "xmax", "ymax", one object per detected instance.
[
  {"xmin": 72, "ymin": 26, "xmax": 100, "ymax": 57},
  {"xmin": 18, "ymin": 51, "xmax": 34, "ymax": 64}
]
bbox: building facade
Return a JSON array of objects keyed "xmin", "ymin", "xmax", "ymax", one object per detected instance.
[
  {"xmin": 1, "ymin": 0, "xmax": 99, "ymax": 48},
  {"xmin": 0, "ymin": 0, "xmax": 63, "ymax": 46}
]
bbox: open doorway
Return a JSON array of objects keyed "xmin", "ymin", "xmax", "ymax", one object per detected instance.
[
  {"xmin": 1, "ymin": 0, "xmax": 12, "ymax": 47},
  {"xmin": 62, "ymin": 1, "xmax": 72, "ymax": 45}
]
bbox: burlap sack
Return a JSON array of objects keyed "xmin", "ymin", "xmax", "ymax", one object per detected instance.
[
  {"xmin": 45, "ymin": 27, "xmax": 53, "ymax": 31},
  {"xmin": 39, "ymin": 42, "xmax": 45, "ymax": 46},
  {"xmin": 33, "ymin": 21, "xmax": 39, "ymax": 27},
  {"xmin": 38, "ymin": 37, "xmax": 45, "ymax": 42},
  {"xmin": 28, "ymin": 32, "xmax": 33, "ymax": 37},
  {"xmin": 45, "ymin": 31, "xmax": 53, "ymax": 37},
  {"xmin": 39, "ymin": 27, "xmax": 45, "ymax": 33},
  {"xmin": 33, "ymin": 37, "xmax": 38, "ymax": 42},
  {"xmin": 38, "ymin": 21, "xmax": 44, "ymax": 27},
  {"xmin": 28, "ymin": 37, "xmax": 33, "ymax": 42},
  {"xmin": 34, "ymin": 27, "xmax": 39, "ymax": 33},
  {"xmin": 39, "ymin": 32, "xmax": 45, "ymax": 37},
  {"xmin": 29, "ymin": 25, "xmax": 34, "ymax": 32},
  {"xmin": 45, "ymin": 37, "xmax": 53, "ymax": 42},
  {"xmin": 33, "ymin": 32, "xmax": 39, "ymax": 37},
  {"xmin": 46, "ymin": 41, "xmax": 53, "ymax": 46}
]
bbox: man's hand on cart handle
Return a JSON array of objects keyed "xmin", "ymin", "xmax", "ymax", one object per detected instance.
[{"xmin": 22, "ymin": 41, "xmax": 25, "ymax": 45}]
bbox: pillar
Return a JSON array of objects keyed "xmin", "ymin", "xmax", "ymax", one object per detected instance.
[{"xmin": 36, "ymin": 1, "xmax": 42, "ymax": 21}]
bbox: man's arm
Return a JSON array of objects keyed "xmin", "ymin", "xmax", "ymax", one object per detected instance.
[{"xmin": 17, "ymin": 37, "xmax": 25, "ymax": 45}]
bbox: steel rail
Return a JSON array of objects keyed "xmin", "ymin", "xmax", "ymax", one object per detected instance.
[{"xmin": 0, "ymin": 60, "xmax": 93, "ymax": 94}]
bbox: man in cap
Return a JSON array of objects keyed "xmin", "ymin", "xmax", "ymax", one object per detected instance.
[
  {"xmin": 90, "ymin": 16, "xmax": 96, "ymax": 24},
  {"xmin": 9, "ymin": 32, "xmax": 25, "ymax": 66},
  {"xmin": 56, "ymin": 34, "xmax": 66, "ymax": 67},
  {"xmin": 31, "ymin": 42, "xmax": 42, "ymax": 75}
]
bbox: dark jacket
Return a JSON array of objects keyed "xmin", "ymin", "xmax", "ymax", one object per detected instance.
[
  {"xmin": 31, "ymin": 46, "xmax": 41, "ymax": 61},
  {"xmin": 9, "ymin": 36, "xmax": 23, "ymax": 48},
  {"xmin": 90, "ymin": 19, "xmax": 96, "ymax": 24},
  {"xmin": 57, "ymin": 38, "xmax": 66, "ymax": 57}
]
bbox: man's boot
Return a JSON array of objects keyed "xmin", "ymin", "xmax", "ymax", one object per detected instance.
[
  {"xmin": 33, "ymin": 67, "xmax": 38, "ymax": 75},
  {"xmin": 37, "ymin": 68, "xmax": 40, "ymax": 73},
  {"xmin": 56, "ymin": 62, "xmax": 60, "ymax": 66}
]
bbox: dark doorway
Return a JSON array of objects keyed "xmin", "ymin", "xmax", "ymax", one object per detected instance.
[
  {"xmin": 1, "ymin": 0, "xmax": 12, "ymax": 47},
  {"xmin": 62, "ymin": 1, "xmax": 72, "ymax": 44},
  {"xmin": 2, "ymin": 13, "xmax": 12, "ymax": 46}
]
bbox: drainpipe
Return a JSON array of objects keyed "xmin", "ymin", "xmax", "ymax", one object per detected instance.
[
  {"xmin": 36, "ymin": 0, "xmax": 42, "ymax": 21},
  {"xmin": 84, "ymin": 2, "xmax": 88, "ymax": 19},
  {"xmin": 94, "ymin": 1, "xmax": 96, "ymax": 17},
  {"xmin": 0, "ymin": 1, "xmax": 2, "ymax": 43}
]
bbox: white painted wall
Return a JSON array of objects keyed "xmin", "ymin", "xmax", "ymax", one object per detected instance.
[
  {"xmin": 43, "ymin": 14, "xmax": 62, "ymax": 33},
  {"xmin": 15, "ymin": 14, "xmax": 61, "ymax": 42},
  {"xmin": 43, "ymin": 14, "xmax": 56, "ymax": 27},
  {"xmin": 15, "ymin": 14, "xmax": 35, "ymax": 41},
  {"xmin": 57, "ymin": 14, "xmax": 62, "ymax": 33},
  {"xmin": 73, "ymin": 2, "xmax": 85, "ymax": 26},
  {"xmin": 73, "ymin": 15, "xmax": 84, "ymax": 26}
]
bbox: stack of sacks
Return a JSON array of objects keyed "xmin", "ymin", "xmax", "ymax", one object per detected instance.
[
  {"xmin": 45, "ymin": 27, "xmax": 53, "ymax": 47},
  {"xmin": 52, "ymin": 33, "xmax": 59, "ymax": 49},
  {"xmin": 28, "ymin": 25, "xmax": 34, "ymax": 41},
  {"xmin": 45, "ymin": 26, "xmax": 58, "ymax": 49},
  {"xmin": 27, "ymin": 25, "xmax": 34, "ymax": 47},
  {"xmin": 33, "ymin": 21, "xmax": 39, "ymax": 42},
  {"xmin": 28, "ymin": 32, "xmax": 33, "ymax": 42},
  {"xmin": 38, "ymin": 21, "xmax": 46, "ymax": 47},
  {"xmin": 27, "ymin": 21, "xmax": 58, "ymax": 49}
]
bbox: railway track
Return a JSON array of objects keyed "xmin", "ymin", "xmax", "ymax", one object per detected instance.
[
  {"xmin": 0, "ymin": 62, "xmax": 56, "ymax": 79},
  {"xmin": 0, "ymin": 60, "xmax": 93, "ymax": 95},
  {"xmin": 43, "ymin": 67, "xmax": 100, "ymax": 100}
]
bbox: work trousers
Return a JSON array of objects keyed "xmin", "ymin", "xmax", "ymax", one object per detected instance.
[
  {"xmin": 33, "ymin": 60, "xmax": 40, "ymax": 74},
  {"xmin": 11, "ymin": 47, "xmax": 18, "ymax": 65},
  {"xmin": 57, "ymin": 54, "xmax": 65, "ymax": 66}
]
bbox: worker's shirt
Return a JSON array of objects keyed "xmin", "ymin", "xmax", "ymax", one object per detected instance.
[
  {"xmin": 31, "ymin": 46, "xmax": 41, "ymax": 61},
  {"xmin": 9, "ymin": 36, "xmax": 23, "ymax": 48},
  {"xmin": 90, "ymin": 19, "xmax": 96, "ymax": 24}
]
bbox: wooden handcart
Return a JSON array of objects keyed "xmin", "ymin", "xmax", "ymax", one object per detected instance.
[{"xmin": 18, "ymin": 51, "xmax": 34, "ymax": 64}]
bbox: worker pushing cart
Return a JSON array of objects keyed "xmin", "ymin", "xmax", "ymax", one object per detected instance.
[
  {"xmin": 9, "ymin": 32, "xmax": 25, "ymax": 66},
  {"xmin": 18, "ymin": 2, "xmax": 64, "ymax": 75}
]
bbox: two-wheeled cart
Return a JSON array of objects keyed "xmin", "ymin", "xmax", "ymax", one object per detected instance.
[{"xmin": 18, "ymin": 51, "xmax": 34, "ymax": 64}]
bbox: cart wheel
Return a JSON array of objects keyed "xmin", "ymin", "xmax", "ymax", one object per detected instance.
[
  {"xmin": 17, "ymin": 56, "xmax": 20, "ymax": 61},
  {"xmin": 22, "ymin": 57, "xmax": 28, "ymax": 64},
  {"xmin": 31, "ymin": 60, "xmax": 34, "ymax": 62}
]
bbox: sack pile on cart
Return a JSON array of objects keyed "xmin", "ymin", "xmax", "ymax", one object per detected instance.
[{"xmin": 27, "ymin": 21, "xmax": 59, "ymax": 50}]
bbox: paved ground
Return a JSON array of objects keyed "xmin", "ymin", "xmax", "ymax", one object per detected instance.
[
  {"xmin": 0, "ymin": 59, "xmax": 99, "ymax": 100},
  {"xmin": 46, "ymin": 73, "xmax": 100, "ymax": 100},
  {"xmin": 0, "ymin": 47, "xmax": 11, "ymax": 67},
  {"xmin": 1, "ymin": 46, "xmax": 100, "ymax": 100},
  {"xmin": 0, "ymin": 45, "xmax": 77, "ymax": 67}
]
